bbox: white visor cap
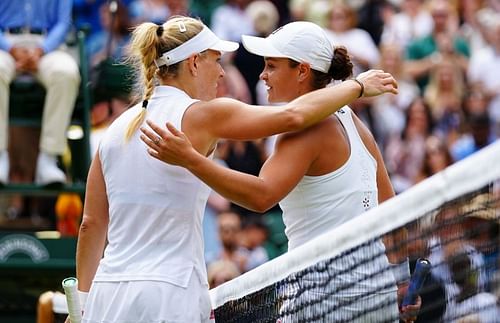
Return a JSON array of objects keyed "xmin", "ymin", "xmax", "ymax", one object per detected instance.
[
  {"xmin": 156, "ymin": 26, "xmax": 239, "ymax": 67},
  {"xmin": 242, "ymin": 21, "xmax": 334, "ymax": 73}
]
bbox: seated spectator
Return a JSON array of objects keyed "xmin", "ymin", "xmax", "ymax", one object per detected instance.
[
  {"xmin": 451, "ymin": 112, "xmax": 496, "ymax": 162},
  {"xmin": 87, "ymin": 0, "xmax": 132, "ymax": 68},
  {"xmin": 462, "ymin": 193, "xmax": 500, "ymax": 294},
  {"xmin": 414, "ymin": 135, "xmax": 454, "ymax": 185},
  {"xmin": 380, "ymin": 0, "xmax": 433, "ymax": 49},
  {"xmin": 385, "ymin": 97, "xmax": 434, "ymax": 193},
  {"xmin": 428, "ymin": 204, "xmax": 488, "ymax": 312},
  {"xmin": 467, "ymin": 18, "xmax": 500, "ymax": 134},
  {"xmin": 206, "ymin": 210, "xmax": 249, "ymax": 273},
  {"xmin": 324, "ymin": 0, "xmax": 380, "ymax": 76},
  {"xmin": 424, "ymin": 59, "xmax": 465, "ymax": 145},
  {"xmin": 446, "ymin": 250, "xmax": 500, "ymax": 322},
  {"xmin": 288, "ymin": 0, "xmax": 331, "ymax": 28},
  {"xmin": 128, "ymin": 0, "xmax": 171, "ymax": 25},
  {"xmin": 372, "ymin": 43, "xmax": 420, "ymax": 147},
  {"xmin": 0, "ymin": 0, "xmax": 80, "ymax": 185},
  {"xmin": 233, "ymin": 0, "xmax": 279, "ymax": 105},
  {"xmin": 406, "ymin": 0, "xmax": 469, "ymax": 93},
  {"xmin": 240, "ymin": 215, "xmax": 269, "ymax": 271},
  {"xmin": 210, "ymin": 0, "xmax": 255, "ymax": 43}
]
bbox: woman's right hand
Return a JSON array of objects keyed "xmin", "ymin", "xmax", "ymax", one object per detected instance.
[{"xmin": 356, "ymin": 69, "xmax": 398, "ymax": 97}]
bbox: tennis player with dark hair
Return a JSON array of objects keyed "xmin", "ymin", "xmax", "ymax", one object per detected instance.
[
  {"xmin": 141, "ymin": 21, "xmax": 418, "ymax": 321},
  {"xmin": 75, "ymin": 15, "xmax": 398, "ymax": 323}
]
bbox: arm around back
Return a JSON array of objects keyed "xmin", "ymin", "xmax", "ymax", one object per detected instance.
[{"xmin": 183, "ymin": 71, "xmax": 398, "ymax": 144}]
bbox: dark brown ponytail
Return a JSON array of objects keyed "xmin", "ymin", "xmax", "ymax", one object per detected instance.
[{"xmin": 329, "ymin": 46, "xmax": 353, "ymax": 81}]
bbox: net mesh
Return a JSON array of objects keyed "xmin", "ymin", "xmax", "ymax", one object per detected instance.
[{"xmin": 209, "ymin": 141, "xmax": 500, "ymax": 323}]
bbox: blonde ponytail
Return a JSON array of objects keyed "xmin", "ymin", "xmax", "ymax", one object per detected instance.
[{"xmin": 124, "ymin": 17, "xmax": 204, "ymax": 141}]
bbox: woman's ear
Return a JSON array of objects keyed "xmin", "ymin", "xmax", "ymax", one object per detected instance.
[
  {"xmin": 297, "ymin": 63, "xmax": 311, "ymax": 83},
  {"xmin": 187, "ymin": 54, "xmax": 200, "ymax": 76}
]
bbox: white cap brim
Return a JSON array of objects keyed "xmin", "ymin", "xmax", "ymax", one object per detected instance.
[{"xmin": 241, "ymin": 35, "xmax": 286, "ymax": 58}]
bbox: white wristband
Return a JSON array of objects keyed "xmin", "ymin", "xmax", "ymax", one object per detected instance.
[
  {"xmin": 389, "ymin": 258, "xmax": 411, "ymax": 285},
  {"xmin": 77, "ymin": 290, "xmax": 88, "ymax": 309}
]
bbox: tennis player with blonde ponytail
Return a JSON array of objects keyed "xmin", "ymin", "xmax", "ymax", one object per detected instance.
[{"xmin": 74, "ymin": 15, "xmax": 397, "ymax": 322}]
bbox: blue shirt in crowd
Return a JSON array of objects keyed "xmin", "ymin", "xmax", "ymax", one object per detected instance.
[{"xmin": 0, "ymin": 0, "xmax": 73, "ymax": 53}]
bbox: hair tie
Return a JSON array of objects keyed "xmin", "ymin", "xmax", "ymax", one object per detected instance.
[
  {"xmin": 156, "ymin": 25, "xmax": 164, "ymax": 37},
  {"xmin": 142, "ymin": 100, "xmax": 149, "ymax": 109}
]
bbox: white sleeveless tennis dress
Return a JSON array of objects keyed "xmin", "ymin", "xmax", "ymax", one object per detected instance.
[
  {"xmin": 84, "ymin": 86, "xmax": 213, "ymax": 323},
  {"xmin": 279, "ymin": 107, "xmax": 399, "ymax": 322}
]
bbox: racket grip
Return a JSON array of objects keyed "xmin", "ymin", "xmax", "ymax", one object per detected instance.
[
  {"xmin": 401, "ymin": 258, "xmax": 431, "ymax": 307},
  {"xmin": 62, "ymin": 277, "xmax": 82, "ymax": 323}
]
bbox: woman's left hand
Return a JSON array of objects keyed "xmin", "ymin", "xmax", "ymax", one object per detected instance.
[{"xmin": 140, "ymin": 120, "xmax": 198, "ymax": 168}]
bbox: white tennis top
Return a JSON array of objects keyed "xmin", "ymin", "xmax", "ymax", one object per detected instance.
[
  {"xmin": 280, "ymin": 107, "xmax": 378, "ymax": 250},
  {"xmin": 95, "ymin": 86, "xmax": 212, "ymax": 288},
  {"xmin": 280, "ymin": 107, "xmax": 396, "ymax": 295}
]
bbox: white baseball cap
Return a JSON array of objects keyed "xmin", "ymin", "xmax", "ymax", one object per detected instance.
[{"xmin": 241, "ymin": 21, "xmax": 334, "ymax": 73}]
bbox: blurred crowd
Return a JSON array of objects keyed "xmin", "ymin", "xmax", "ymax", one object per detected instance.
[{"xmin": 1, "ymin": 0, "xmax": 500, "ymax": 296}]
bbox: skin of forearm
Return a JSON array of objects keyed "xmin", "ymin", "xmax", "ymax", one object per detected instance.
[
  {"xmin": 76, "ymin": 214, "xmax": 108, "ymax": 292},
  {"xmin": 285, "ymin": 80, "xmax": 361, "ymax": 130},
  {"xmin": 187, "ymin": 152, "xmax": 274, "ymax": 212}
]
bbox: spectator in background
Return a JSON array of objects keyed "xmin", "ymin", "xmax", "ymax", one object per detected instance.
[
  {"xmin": 371, "ymin": 43, "xmax": 420, "ymax": 147},
  {"xmin": 461, "ymin": 193, "xmax": 500, "ymax": 294},
  {"xmin": 189, "ymin": 0, "xmax": 224, "ymax": 27},
  {"xmin": 424, "ymin": 59, "xmax": 465, "ymax": 145},
  {"xmin": 428, "ymin": 202, "xmax": 488, "ymax": 314},
  {"xmin": 324, "ymin": 0, "xmax": 381, "ymax": 134},
  {"xmin": 288, "ymin": 0, "xmax": 331, "ymax": 28},
  {"xmin": 414, "ymin": 135, "xmax": 454, "ymax": 185},
  {"xmin": 240, "ymin": 215, "xmax": 269, "ymax": 270},
  {"xmin": 462, "ymin": 83, "xmax": 491, "ymax": 117},
  {"xmin": 128, "ymin": 0, "xmax": 171, "ymax": 24},
  {"xmin": 210, "ymin": 0, "xmax": 255, "ymax": 43},
  {"xmin": 380, "ymin": 0, "xmax": 433, "ymax": 49},
  {"xmin": 467, "ymin": 18, "xmax": 500, "ymax": 134},
  {"xmin": 446, "ymin": 250, "xmax": 500, "ymax": 322},
  {"xmin": 87, "ymin": 0, "xmax": 132, "ymax": 68},
  {"xmin": 385, "ymin": 97, "xmax": 434, "ymax": 193},
  {"xmin": 73, "ymin": 0, "xmax": 107, "ymax": 41},
  {"xmin": 324, "ymin": 0, "xmax": 380, "ymax": 76},
  {"xmin": 406, "ymin": 0, "xmax": 470, "ymax": 93},
  {"xmin": 451, "ymin": 112, "xmax": 496, "ymax": 162},
  {"xmin": 355, "ymin": 0, "xmax": 391, "ymax": 46},
  {"xmin": 86, "ymin": 0, "xmax": 134, "ymax": 155},
  {"xmin": 206, "ymin": 210, "xmax": 250, "ymax": 273},
  {"xmin": 0, "ymin": 0, "xmax": 81, "ymax": 185},
  {"xmin": 457, "ymin": 0, "xmax": 489, "ymax": 55},
  {"xmin": 233, "ymin": 0, "xmax": 280, "ymax": 105}
]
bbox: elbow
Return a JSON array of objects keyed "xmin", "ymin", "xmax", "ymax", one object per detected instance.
[
  {"xmin": 248, "ymin": 195, "xmax": 277, "ymax": 213},
  {"xmin": 79, "ymin": 213, "xmax": 107, "ymax": 235},
  {"xmin": 284, "ymin": 108, "xmax": 306, "ymax": 131}
]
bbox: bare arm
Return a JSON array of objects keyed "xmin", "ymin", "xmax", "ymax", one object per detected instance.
[
  {"xmin": 184, "ymin": 70, "xmax": 397, "ymax": 143},
  {"xmin": 141, "ymin": 123, "xmax": 317, "ymax": 212},
  {"xmin": 76, "ymin": 152, "xmax": 109, "ymax": 293}
]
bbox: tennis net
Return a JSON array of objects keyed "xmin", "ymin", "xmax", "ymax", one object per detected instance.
[{"xmin": 209, "ymin": 141, "xmax": 500, "ymax": 322}]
